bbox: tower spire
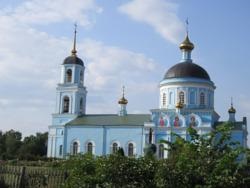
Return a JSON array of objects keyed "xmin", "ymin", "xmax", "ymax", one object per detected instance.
[
  {"xmin": 118, "ymin": 86, "xmax": 128, "ymax": 116},
  {"xmin": 185, "ymin": 18, "xmax": 189, "ymax": 36},
  {"xmin": 71, "ymin": 23, "xmax": 77, "ymax": 56},
  {"xmin": 228, "ymin": 97, "xmax": 236, "ymax": 122}
]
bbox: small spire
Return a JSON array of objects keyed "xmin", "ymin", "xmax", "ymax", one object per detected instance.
[
  {"xmin": 71, "ymin": 23, "xmax": 77, "ymax": 56},
  {"xmin": 118, "ymin": 86, "xmax": 128, "ymax": 105},
  {"xmin": 228, "ymin": 97, "xmax": 236, "ymax": 113},
  {"xmin": 185, "ymin": 18, "xmax": 189, "ymax": 36}
]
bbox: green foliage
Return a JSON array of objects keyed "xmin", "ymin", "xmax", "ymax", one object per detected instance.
[
  {"xmin": 62, "ymin": 123, "xmax": 249, "ymax": 188},
  {"xmin": 0, "ymin": 130, "xmax": 48, "ymax": 160},
  {"xmin": 158, "ymin": 122, "xmax": 248, "ymax": 187}
]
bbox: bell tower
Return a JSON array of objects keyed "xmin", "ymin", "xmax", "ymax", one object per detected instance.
[
  {"xmin": 47, "ymin": 25, "xmax": 87, "ymax": 158},
  {"xmin": 55, "ymin": 24, "xmax": 87, "ymax": 116}
]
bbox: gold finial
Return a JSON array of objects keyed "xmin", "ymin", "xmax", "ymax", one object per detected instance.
[
  {"xmin": 228, "ymin": 97, "xmax": 236, "ymax": 113},
  {"xmin": 118, "ymin": 86, "xmax": 128, "ymax": 105},
  {"xmin": 71, "ymin": 23, "xmax": 77, "ymax": 56},
  {"xmin": 179, "ymin": 19, "xmax": 194, "ymax": 51}
]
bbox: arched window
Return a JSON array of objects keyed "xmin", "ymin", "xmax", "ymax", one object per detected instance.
[
  {"xmin": 200, "ymin": 92, "xmax": 205, "ymax": 105},
  {"xmin": 87, "ymin": 142, "xmax": 93, "ymax": 154},
  {"xmin": 179, "ymin": 91, "xmax": 184, "ymax": 104},
  {"xmin": 80, "ymin": 98, "xmax": 83, "ymax": 111},
  {"xmin": 112, "ymin": 143, "xmax": 118, "ymax": 154},
  {"xmin": 59, "ymin": 145, "xmax": 63, "ymax": 156},
  {"xmin": 72, "ymin": 142, "xmax": 78, "ymax": 155},
  {"xmin": 189, "ymin": 91, "xmax": 195, "ymax": 105},
  {"xmin": 162, "ymin": 93, "xmax": 166, "ymax": 106},
  {"xmin": 63, "ymin": 96, "xmax": 70, "ymax": 113},
  {"xmin": 66, "ymin": 69, "xmax": 72, "ymax": 83},
  {"xmin": 80, "ymin": 71, "xmax": 83, "ymax": 84},
  {"xmin": 169, "ymin": 92, "xmax": 173, "ymax": 104},
  {"xmin": 159, "ymin": 144, "xmax": 164, "ymax": 159},
  {"xmin": 128, "ymin": 143, "xmax": 134, "ymax": 156}
]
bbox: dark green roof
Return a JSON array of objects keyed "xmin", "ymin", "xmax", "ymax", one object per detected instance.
[{"xmin": 67, "ymin": 114, "xmax": 151, "ymax": 126}]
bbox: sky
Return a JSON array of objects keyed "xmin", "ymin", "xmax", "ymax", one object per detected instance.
[{"xmin": 0, "ymin": 0, "xmax": 249, "ymax": 145}]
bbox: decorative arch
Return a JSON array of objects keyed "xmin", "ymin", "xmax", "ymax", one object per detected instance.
[
  {"xmin": 200, "ymin": 92, "xmax": 205, "ymax": 105},
  {"xmin": 158, "ymin": 144, "xmax": 164, "ymax": 159},
  {"xmin": 158, "ymin": 113, "xmax": 170, "ymax": 127},
  {"xmin": 85, "ymin": 140, "xmax": 95, "ymax": 155},
  {"xmin": 66, "ymin": 69, "xmax": 72, "ymax": 83},
  {"xmin": 63, "ymin": 96, "xmax": 70, "ymax": 113},
  {"xmin": 162, "ymin": 93, "xmax": 166, "ymax": 106},
  {"xmin": 79, "ymin": 98, "xmax": 83, "ymax": 112},
  {"xmin": 189, "ymin": 90, "xmax": 196, "ymax": 105},
  {"xmin": 80, "ymin": 70, "xmax": 83, "ymax": 84},
  {"xmin": 70, "ymin": 140, "xmax": 80, "ymax": 155},
  {"xmin": 110, "ymin": 141, "xmax": 120, "ymax": 154},
  {"xmin": 187, "ymin": 113, "xmax": 202, "ymax": 128},
  {"xmin": 179, "ymin": 91, "xmax": 185, "ymax": 104},
  {"xmin": 127, "ymin": 141, "xmax": 136, "ymax": 157},
  {"xmin": 171, "ymin": 114, "xmax": 185, "ymax": 127},
  {"xmin": 169, "ymin": 91, "xmax": 174, "ymax": 105}
]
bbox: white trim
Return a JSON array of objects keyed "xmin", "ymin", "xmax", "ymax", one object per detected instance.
[
  {"xmin": 85, "ymin": 140, "xmax": 96, "ymax": 155},
  {"xmin": 70, "ymin": 139, "xmax": 80, "ymax": 155},
  {"xmin": 126, "ymin": 141, "xmax": 136, "ymax": 156}
]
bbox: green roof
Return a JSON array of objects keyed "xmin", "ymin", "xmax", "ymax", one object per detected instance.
[{"xmin": 66, "ymin": 114, "xmax": 151, "ymax": 126}]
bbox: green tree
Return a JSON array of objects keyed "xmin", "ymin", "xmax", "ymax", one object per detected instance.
[
  {"xmin": 157, "ymin": 123, "xmax": 247, "ymax": 187},
  {"xmin": 4, "ymin": 130, "xmax": 22, "ymax": 159},
  {"xmin": 18, "ymin": 132, "xmax": 48, "ymax": 160}
]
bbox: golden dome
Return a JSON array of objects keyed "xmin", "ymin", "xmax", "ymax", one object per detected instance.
[
  {"xmin": 179, "ymin": 35, "xmax": 194, "ymax": 51},
  {"xmin": 118, "ymin": 86, "xmax": 128, "ymax": 105},
  {"xmin": 118, "ymin": 96, "xmax": 128, "ymax": 105},
  {"xmin": 228, "ymin": 106, "xmax": 236, "ymax": 113},
  {"xmin": 175, "ymin": 101, "xmax": 183, "ymax": 109}
]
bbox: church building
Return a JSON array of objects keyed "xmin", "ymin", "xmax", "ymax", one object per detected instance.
[{"xmin": 47, "ymin": 29, "xmax": 248, "ymax": 158}]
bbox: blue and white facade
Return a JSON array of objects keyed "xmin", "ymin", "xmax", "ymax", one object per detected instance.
[{"xmin": 47, "ymin": 33, "xmax": 248, "ymax": 159}]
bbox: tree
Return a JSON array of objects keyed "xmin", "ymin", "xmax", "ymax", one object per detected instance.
[
  {"xmin": 157, "ymin": 123, "xmax": 248, "ymax": 187},
  {"xmin": 4, "ymin": 130, "xmax": 22, "ymax": 159},
  {"xmin": 18, "ymin": 132, "xmax": 48, "ymax": 160}
]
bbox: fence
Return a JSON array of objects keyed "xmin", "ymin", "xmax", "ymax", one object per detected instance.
[{"xmin": 0, "ymin": 165, "xmax": 67, "ymax": 188}]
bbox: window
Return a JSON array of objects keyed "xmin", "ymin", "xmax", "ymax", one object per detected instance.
[
  {"xmin": 80, "ymin": 98, "xmax": 83, "ymax": 111},
  {"xmin": 179, "ymin": 91, "xmax": 184, "ymax": 104},
  {"xmin": 72, "ymin": 142, "xmax": 78, "ymax": 155},
  {"xmin": 66, "ymin": 69, "xmax": 72, "ymax": 83},
  {"xmin": 200, "ymin": 92, "xmax": 205, "ymax": 105},
  {"xmin": 63, "ymin": 96, "xmax": 70, "ymax": 113},
  {"xmin": 189, "ymin": 91, "xmax": 195, "ymax": 104},
  {"xmin": 87, "ymin": 142, "xmax": 93, "ymax": 154},
  {"xmin": 159, "ymin": 144, "xmax": 164, "ymax": 159},
  {"xmin": 112, "ymin": 143, "xmax": 118, "ymax": 154},
  {"xmin": 80, "ymin": 71, "xmax": 83, "ymax": 84},
  {"xmin": 59, "ymin": 145, "xmax": 63, "ymax": 156},
  {"xmin": 128, "ymin": 143, "xmax": 134, "ymax": 156},
  {"xmin": 169, "ymin": 92, "xmax": 173, "ymax": 105},
  {"xmin": 162, "ymin": 93, "xmax": 166, "ymax": 106}
]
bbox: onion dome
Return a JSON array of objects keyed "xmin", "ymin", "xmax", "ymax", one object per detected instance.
[
  {"xmin": 118, "ymin": 86, "xmax": 128, "ymax": 105},
  {"xmin": 63, "ymin": 24, "xmax": 84, "ymax": 66},
  {"xmin": 118, "ymin": 96, "xmax": 128, "ymax": 105},
  {"xmin": 179, "ymin": 35, "xmax": 194, "ymax": 51},
  {"xmin": 228, "ymin": 103, "xmax": 236, "ymax": 114},
  {"xmin": 63, "ymin": 56, "xmax": 84, "ymax": 66},
  {"xmin": 164, "ymin": 62, "xmax": 210, "ymax": 80}
]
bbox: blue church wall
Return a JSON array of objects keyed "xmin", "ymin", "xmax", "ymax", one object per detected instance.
[
  {"xmin": 64, "ymin": 126, "xmax": 144, "ymax": 156},
  {"xmin": 105, "ymin": 126, "xmax": 144, "ymax": 156}
]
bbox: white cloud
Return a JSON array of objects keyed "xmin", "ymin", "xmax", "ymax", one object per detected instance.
[
  {"xmin": 0, "ymin": 0, "xmax": 102, "ymax": 26},
  {"xmin": 118, "ymin": 0, "xmax": 184, "ymax": 44},
  {"xmin": 0, "ymin": 0, "xmax": 160, "ymax": 136}
]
